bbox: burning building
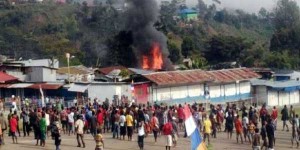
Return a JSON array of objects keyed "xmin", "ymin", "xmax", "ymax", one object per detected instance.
[{"xmin": 125, "ymin": 0, "xmax": 172, "ymax": 70}]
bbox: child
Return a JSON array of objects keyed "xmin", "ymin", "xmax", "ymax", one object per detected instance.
[
  {"xmin": 234, "ymin": 115, "xmax": 243, "ymax": 144},
  {"xmin": 95, "ymin": 129, "xmax": 104, "ymax": 150},
  {"xmin": 210, "ymin": 114, "xmax": 217, "ymax": 138},
  {"xmin": 242, "ymin": 113, "xmax": 249, "ymax": 142},
  {"xmin": 40, "ymin": 113, "xmax": 47, "ymax": 147},
  {"xmin": 203, "ymin": 115, "xmax": 212, "ymax": 145},
  {"xmin": 252, "ymin": 128, "xmax": 261, "ymax": 150}
]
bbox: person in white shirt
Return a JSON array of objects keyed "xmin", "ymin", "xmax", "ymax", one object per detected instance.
[
  {"xmin": 75, "ymin": 114, "xmax": 85, "ymax": 148},
  {"xmin": 119, "ymin": 111, "xmax": 126, "ymax": 140},
  {"xmin": 68, "ymin": 110, "xmax": 75, "ymax": 136},
  {"xmin": 137, "ymin": 121, "xmax": 145, "ymax": 150},
  {"xmin": 45, "ymin": 110, "xmax": 50, "ymax": 136}
]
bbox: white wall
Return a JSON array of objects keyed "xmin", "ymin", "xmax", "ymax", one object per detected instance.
[
  {"xmin": 188, "ymin": 84, "xmax": 203, "ymax": 97},
  {"xmin": 42, "ymin": 68, "xmax": 56, "ymax": 82},
  {"xmin": 225, "ymin": 83, "xmax": 236, "ymax": 96},
  {"xmin": 268, "ymin": 90, "xmax": 278, "ymax": 106},
  {"xmin": 210, "ymin": 85, "xmax": 220, "ymax": 98},
  {"xmin": 88, "ymin": 84, "xmax": 131, "ymax": 103}
]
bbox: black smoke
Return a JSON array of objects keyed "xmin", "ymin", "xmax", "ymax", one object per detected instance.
[{"xmin": 125, "ymin": 0, "xmax": 172, "ymax": 70}]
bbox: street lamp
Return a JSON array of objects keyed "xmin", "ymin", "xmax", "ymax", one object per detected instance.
[{"xmin": 66, "ymin": 53, "xmax": 70, "ymax": 84}]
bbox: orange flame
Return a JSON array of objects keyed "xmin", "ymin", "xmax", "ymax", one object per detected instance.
[{"xmin": 142, "ymin": 43, "xmax": 163, "ymax": 70}]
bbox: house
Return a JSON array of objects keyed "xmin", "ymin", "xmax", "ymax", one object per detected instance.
[
  {"xmin": 95, "ymin": 66, "xmax": 133, "ymax": 82},
  {"xmin": 0, "ymin": 59, "xmax": 58, "ymax": 82},
  {"xmin": 57, "ymin": 65, "xmax": 94, "ymax": 83},
  {"xmin": 179, "ymin": 8, "xmax": 198, "ymax": 21},
  {"xmin": 142, "ymin": 68, "xmax": 260, "ymax": 105},
  {"xmin": 251, "ymin": 79, "xmax": 300, "ymax": 106},
  {"xmin": 274, "ymin": 70, "xmax": 300, "ymax": 81}
]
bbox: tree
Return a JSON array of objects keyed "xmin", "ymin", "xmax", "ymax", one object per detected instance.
[
  {"xmin": 198, "ymin": 0, "xmax": 207, "ymax": 18},
  {"xmin": 205, "ymin": 35, "xmax": 253, "ymax": 65},
  {"xmin": 181, "ymin": 36, "xmax": 195, "ymax": 58},
  {"xmin": 270, "ymin": 0, "xmax": 300, "ymax": 68},
  {"xmin": 168, "ymin": 41, "xmax": 181, "ymax": 64},
  {"xmin": 258, "ymin": 7, "xmax": 268, "ymax": 19}
]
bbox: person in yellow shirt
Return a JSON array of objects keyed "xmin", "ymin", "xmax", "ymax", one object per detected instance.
[
  {"xmin": 203, "ymin": 115, "xmax": 212, "ymax": 145},
  {"xmin": 94, "ymin": 129, "xmax": 104, "ymax": 150},
  {"xmin": 126, "ymin": 111, "xmax": 134, "ymax": 141}
]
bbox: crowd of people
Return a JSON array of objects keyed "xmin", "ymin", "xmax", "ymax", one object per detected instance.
[{"xmin": 0, "ymin": 98, "xmax": 298, "ymax": 150}]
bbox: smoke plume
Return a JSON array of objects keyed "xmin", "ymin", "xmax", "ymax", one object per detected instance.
[{"xmin": 125, "ymin": 0, "xmax": 172, "ymax": 70}]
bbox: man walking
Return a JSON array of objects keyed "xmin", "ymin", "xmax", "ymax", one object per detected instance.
[{"xmin": 75, "ymin": 114, "xmax": 85, "ymax": 148}]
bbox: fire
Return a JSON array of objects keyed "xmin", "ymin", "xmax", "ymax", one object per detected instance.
[{"xmin": 142, "ymin": 43, "xmax": 163, "ymax": 70}]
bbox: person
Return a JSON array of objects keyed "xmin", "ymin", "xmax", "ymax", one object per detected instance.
[
  {"xmin": 271, "ymin": 106, "xmax": 278, "ymax": 130},
  {"xmin": 13, "ymin": 111, "xmax": 20, "ymax": 137},
  {"xmin": 90, "ymin": 111, "xmax": 97, "ymax": 137},
  {"xmin": 290, "ymin": 105, "xmax": 295, "ymax": 121},
  {"xmin": 60, "ymin": 108, "xmax": 68, "ymax": 134},
  {"xmin": 266, "ymin": 119, "xmax": 275, "ymax": 150},
  {"xmin": 171, "ymin": 117, "xmax": 179, "ymax": 147},
  {"xmin": 21, "ymin": 108, "xmax": 30, "ymax": 137},
  {"xmin": 75, "ymin": 114, "xmax": 85, "ymax": 148},
  {"xmin": 247, "ymin": 120, "xmax": 256, "ymax": 143},
  {"xmin": 162, "ymin": 120, "xmax": 173, "ymax": 150},
  {"xmin": 235, "ymin": 115, "xmax": 243, "ymax": 144},
  {"xmin": 51, "ymin": 117, "xmax": 61, "ymax": 150},
  {"xmin": 0, "ymin": 112, "xmax": 7, "ymax": 145},
  {"xmin": 113, "ymin": 110, "xmax": 120, "ymax": 139},
  {"xmin": 203, "ymin": 114, "xmax": 212, "ymax": 145},
  {"xmin": 177, "ymin": 104, "xmax": 184, "ymax": 131},
  {"xmin": 259, "ymin": 104, "xmax": 268, "ymax": 127},
  {"xmin": 281, "ymin": 105, "xmax": 289, "ymax": 132},
  {"xmin": 137, "ymin": 120, "xmax": 145, "ymax": 150},
  {"xmin": 260, "ymin": 121, "xmax": 268, "ymax": 150},
  {"xmin": 45, "ymin": 110, "xmax": 50, "ymax": 137},
  {"xmin": 291, "ymin": 115, "xmax": 299, "ymax": 148},
  {"xmin": 0, "ymin": 122, "xmax": 2, "ymax": 145},
  {"xmin": 9, "ymin": 114, "xmax": 18, "ymax": 144},
  {"xmin": 126, "ymin": 110, "xmax": 134, "ymax": 141},
  {"xmin": 226, "ymin": 111, "xmax": 234, "ymax": 139},
  {"xmin": 119, "ymin": 111, "xmax": 126, "ymax": 140},
  {"xmin": 40, "ymin": 112, "xmax": 47, "ymax": 147},
  {"xmin": 252, "ymin": 128, "xmax": 261, "ymax": 150},
  {"xmin": 151, "ymin": 112, "xmax": 159, "ymax": 143},
  {"xmin": 0, "ymin": 99, "xmax": 3, "ymax": 112},
  {"xmin": 68, "ymin": 109, "xmax": 75, "ymax": 136},
  {"xmin": 95, "ymin": 129, "xmax": 104, "ymax": 150}
]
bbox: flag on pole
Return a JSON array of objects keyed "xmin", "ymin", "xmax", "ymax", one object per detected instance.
[
  {"xmin": 183, "ymin": 105, "xmax": 207, "ymax": 150},
  {"xmin": 39, "ymin": 85, "xmax": 45, "ymax": 107}
]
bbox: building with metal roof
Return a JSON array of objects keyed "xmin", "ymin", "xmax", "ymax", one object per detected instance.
[
  {"xmin": 251, "ymin": 79, "xmax": 300, "ymax": 106},
  {"xmin": 142, "ymin": 68, "xmax": 260, "ymax": 104}
]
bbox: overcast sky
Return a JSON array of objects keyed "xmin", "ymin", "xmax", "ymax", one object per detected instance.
[{"xmin": 183, "ymin": 0, "xmax": 300, "ymax": 13}]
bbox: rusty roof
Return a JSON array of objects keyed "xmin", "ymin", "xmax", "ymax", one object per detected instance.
[
  {"xmin": 28, "ymin": 83, "xmax": 63, "ymax": 90},
  {"xmin": 143, "ymin": 68, "xmax": 260, "ymax": 86},
  {"xmin": 0, "ymin": 72, "xmax": 18, "ymax": 83},
  {"xmin": 97, "ymin": 66, "xmax": 133, "ymax": 75},
  {"xmin": 57, "ymin": 65, "xmax": 93, "ymax": 75}
]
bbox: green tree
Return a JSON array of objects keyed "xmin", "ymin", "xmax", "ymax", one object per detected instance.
[
  {"xmin": 168, "ymin": 41, "xmax": 182, "ymax": 64},
  {"xmin": 205, "ymin": 35, "xmax": 253, "ymax": 65},
  {"xmin": 181, "ymin": 36, "xmax": 195, "ymax": 58}
]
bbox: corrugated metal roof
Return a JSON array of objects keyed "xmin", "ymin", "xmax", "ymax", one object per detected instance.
[
  {"xmin": 143, "ymin": 68, "xmax": 260, "ymax": 86},
  {"xmin": 97, "ymin": 66, "xmax": 133, "ymax": 75},
  {"xmin": 68, "ymin": 83, "xmax": 89, "ymax": 93},
  {"xmin": 0, "ymin": 72, "xmax": 18, "ymax": 83},
  {"xmin": 28, "ymin": 83, "xmax": 63, "ymax": 90},
  {"xmin": 8, "ymin": 83, "xmax": 33, "ymax": 88},
  {"xmin": 251, "ymin": 79, "xmax": 300, "ymax": 88}
]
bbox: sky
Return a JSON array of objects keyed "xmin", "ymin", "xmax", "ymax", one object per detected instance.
[{"xmin": 160, "ymin": 0, "xmax": 300, "ymax": 13}]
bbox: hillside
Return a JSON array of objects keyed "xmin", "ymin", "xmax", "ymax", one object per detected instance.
[{"xmin": 0, "ymin": 0, "xmax": 298, "ymax": 69}]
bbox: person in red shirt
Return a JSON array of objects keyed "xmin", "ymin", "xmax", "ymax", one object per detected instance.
[
  {"xmin": 271, "ymin": 106, "xmax": 278, "ymax": 130},
  {"xmin": 234, "ymin": 115, "xmax": 243, "ymax": 144},
  {"xmin": 162, "ymin": 120, "xmax": 173, "ymax": 150},
  {"xmin": 97, "ymin": 109, "xmax": 104, "ymax": 133},
  {"xmin": 10, "ymin": 114, "xmax": 18, "ymax": 144},
  {"xmin": 177, "ymin": 104, "xmax": 184, "ymax": 131}
]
